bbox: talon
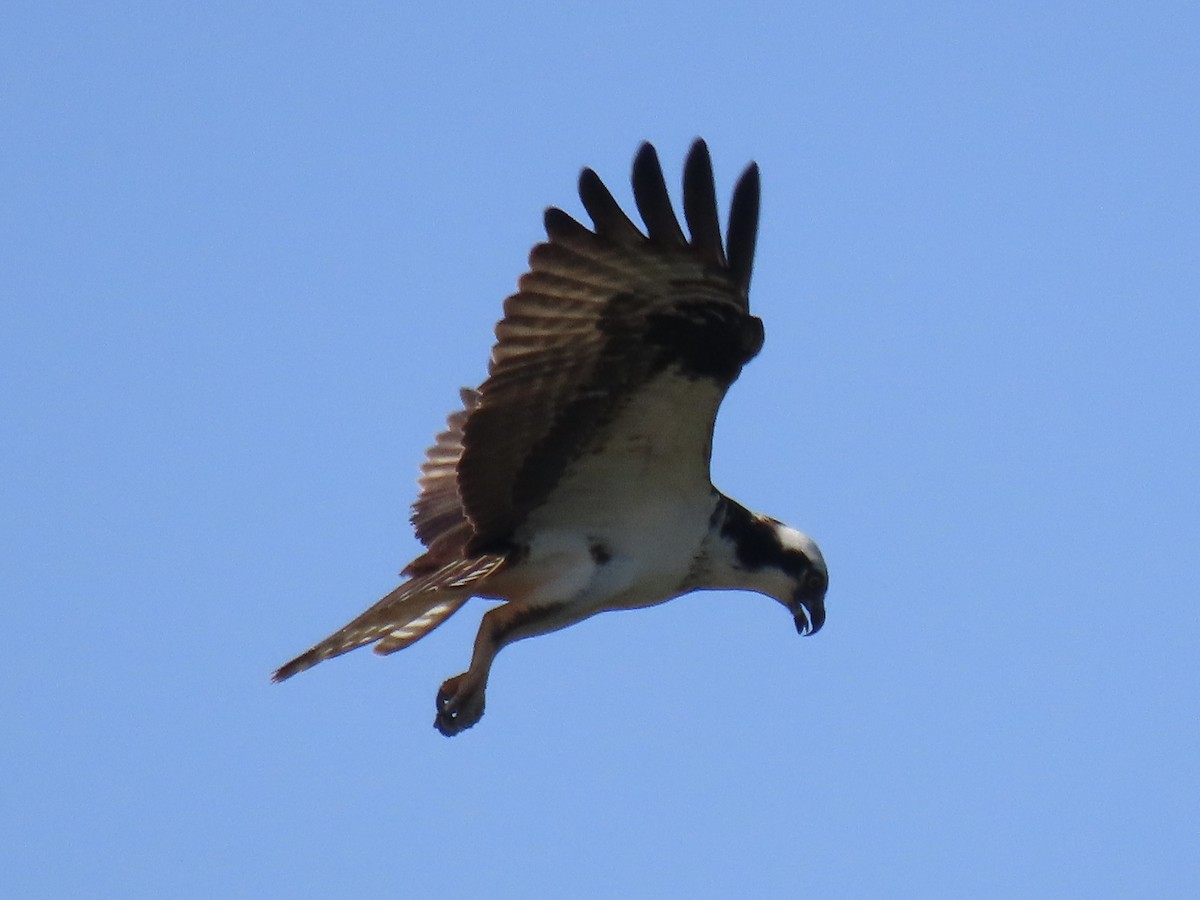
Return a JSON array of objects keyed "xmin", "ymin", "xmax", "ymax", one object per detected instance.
[{"xmin": 434, "ymin": 673, "xmax": 485, "ymax": 736}]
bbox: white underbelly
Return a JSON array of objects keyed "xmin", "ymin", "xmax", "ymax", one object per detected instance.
[{"xmin": 495, "ymin": 493, "xmax": 714, "ymax": 613}]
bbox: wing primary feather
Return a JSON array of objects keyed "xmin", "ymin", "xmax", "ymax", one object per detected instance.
[
  {"xmin": 543, "ymin": 207, "xmax": 593, "ymax": 243},
  {"xmin": 726, "ymin": 161, "xmax": 761, "ymax": 292},
  {"xmin": 682, "ymin": 139, "xmax": 726, "ymax": 268},
  {"xmin": 631, "ymin": 142, "xmax": 687, "ymax": 247},
  {"xmin": 578, "ymin": 168, "xmax": 645, "ymax": 245}
]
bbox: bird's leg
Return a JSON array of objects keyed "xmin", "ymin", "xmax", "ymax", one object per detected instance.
[{"xmin": 435, "ymin": 600, "xmax": 576, "ymax": 736}]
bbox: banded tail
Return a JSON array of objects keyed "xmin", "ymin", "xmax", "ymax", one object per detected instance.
[{"xmin": 272, "ymin": 555, "xmax": 505, "ymax": 682}]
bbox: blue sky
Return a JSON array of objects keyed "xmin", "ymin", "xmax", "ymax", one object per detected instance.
[{"xmin": 3, "ymin": 2, "xmax": 1197, "ymax": 897}]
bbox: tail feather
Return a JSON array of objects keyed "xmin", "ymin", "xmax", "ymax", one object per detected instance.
[
  {"xmin": 272, "ymin": 554, "xmax": 505, "ymax": 682},
  {"xmin": 372, "ymin": 596, "xmax": 470, "ymax": 655}
]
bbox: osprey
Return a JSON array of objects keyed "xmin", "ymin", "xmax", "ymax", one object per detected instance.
[{"xmin": 274, "ymin": 140, "xmax": 828, "ymax": 736}]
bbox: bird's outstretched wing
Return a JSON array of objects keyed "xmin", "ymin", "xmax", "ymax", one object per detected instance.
[{"xmin": 412, "ymin": 139, "xmax": 764, "ymax": 559}]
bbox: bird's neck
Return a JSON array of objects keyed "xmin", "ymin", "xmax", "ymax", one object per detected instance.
[{"xmin": 686, "ymin": 495, "xmax": 798, "ymax": 602}]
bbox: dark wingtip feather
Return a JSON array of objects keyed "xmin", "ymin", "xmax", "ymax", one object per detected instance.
[
  {"xmin": 631, "ymin": 142, "xmax": 687, "ymax": 247},
  {"xmin": 543, "ymin": 206, "xmax": 590, "ymax": 242},
  {"xmin": 726, "ymin": 161, "xmax": 761, "ymax": 292},
  {"xmin": 682, "ymin": 138, "xmax": 726, "ymax": 268},
  {"xmin": 578, "ymin": 167, "xmax": 644, "ymax": 244}
]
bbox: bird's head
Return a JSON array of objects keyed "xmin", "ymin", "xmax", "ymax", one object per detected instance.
[
  {"xmin": 717, "ymin": 501, "xmax": 827, "ymax": 635},
  {"xmin": 773, "ymin": 525, "xmax": 828, "ymax": 636}
]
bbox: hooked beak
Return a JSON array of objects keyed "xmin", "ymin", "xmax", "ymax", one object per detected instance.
[{"xmin": 793, "ymin": 593, "xmax": 826, "ymax": 636}]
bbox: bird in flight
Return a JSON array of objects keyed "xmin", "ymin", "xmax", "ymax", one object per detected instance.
[{"xmin": 274, "ymin": 140, "xmax": 828, "ymax": 736}]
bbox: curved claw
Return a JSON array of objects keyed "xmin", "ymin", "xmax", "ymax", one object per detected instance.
[{"xmin": 435, "ymin": 674, "xmax": 486, "ymax": 736}]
